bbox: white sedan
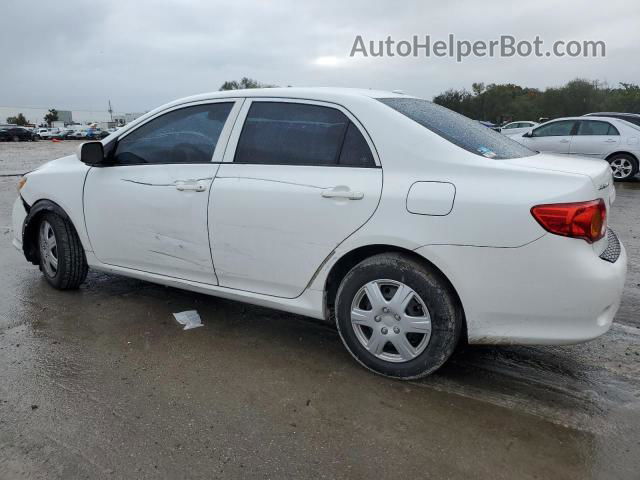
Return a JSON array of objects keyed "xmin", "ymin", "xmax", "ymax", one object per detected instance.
[
  {"xmin": 512, "ymin": 116, "xmax": 640, "ymax": 181},
  {"xmin": 500, "ymin": 121, "xmax": 538, "ymax": 137},
  {"xmin": 11, "ymin": 88, "xmax": 626, "ymax": 379}
]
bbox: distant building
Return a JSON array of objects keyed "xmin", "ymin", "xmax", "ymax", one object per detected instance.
[
  {"xmin": 113, "ymin": 112, "xmax": 144, "ymax": 126},
  {"xmin": 55, "ymin": 110, "xmax": 73, "ymax": 124}
]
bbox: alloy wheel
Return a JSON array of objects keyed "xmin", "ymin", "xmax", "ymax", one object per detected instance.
[{"xmin": 610, "ymin": 157, "xmax": 633, "ymax": 179}]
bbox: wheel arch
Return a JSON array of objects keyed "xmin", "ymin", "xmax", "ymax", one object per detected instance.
[
  {"xmin": 22, "ymin": 199, "xmax": 78, "ymax": 265},
  {"xmin": 323, "ymin": 244, "xmax": 467, "ymax": 341},
  {"xmin": 605, "ymin": 151, "xmax": 638, "ymax": 163}
]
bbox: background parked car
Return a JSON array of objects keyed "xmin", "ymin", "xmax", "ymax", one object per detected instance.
[
  {"xmin": 512, "ymin": 116, "xmax": 640, "ymax": 180},
  {"xmin": 0, "ymin": 126, "xmax": 36, "ymax": 141},
  {"xmin": 499, "ymin": 121, "xmax": 538, "ymax": 136},
  {"xmin": 477, "ymin": 120, "xmax": 500, "ymax": 131},
  {"xmin": 583, "ymin": 112, "xmax": 640, "ymax": 128},
  {"xmin": 35, "ymin": 128, "xmax": 51, "ymax": 139}
]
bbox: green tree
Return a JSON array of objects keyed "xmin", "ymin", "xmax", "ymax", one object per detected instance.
[
  {"xmin": 44, "ymin": 109, "xmax": 59, "ymax": 127},
  {"xmin": 219, "ymin": 77, "xmax": 276, "ymax": 91},
  {"xmin": 433, "ymin": 79, "xmax": 640, "ymax": 123},
  {"xmin": 6, "ymin": 113, "xmax": 28, "ymax": 126}
]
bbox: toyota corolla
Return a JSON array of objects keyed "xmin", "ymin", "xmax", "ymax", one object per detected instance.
[{"xmin": 11, "ymin": 88, "xmax": 627, "ymax": 379}]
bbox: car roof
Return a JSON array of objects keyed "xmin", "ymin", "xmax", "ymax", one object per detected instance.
[
  {"xmin": 180, "ymin": 87, "xmax": 407, "ymax": 100},
  {"xmin": 160, "ymin": 87, "xmax": 410, "ymax": 112},
  {"xmin": 585, "ymin": 112, "xmax": 640, "ymax": 117},
  {"xmin": 544, "ymin": 116, "xmax": 621, "ymax": 122}
]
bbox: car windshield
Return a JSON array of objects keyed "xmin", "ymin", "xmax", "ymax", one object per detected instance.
[{"xmin": 378, "ymin": 98, "xmax": 536, "ymax": 160}]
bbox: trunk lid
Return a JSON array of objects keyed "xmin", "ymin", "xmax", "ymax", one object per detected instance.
[{"xmin": 507, "ymin": 152, "xmax": 615, "ymax": 202}]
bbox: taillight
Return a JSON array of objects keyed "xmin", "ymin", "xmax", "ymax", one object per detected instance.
[{"xmin": 531, "ymin": 199, "xmax": 607, "ymax": 243}]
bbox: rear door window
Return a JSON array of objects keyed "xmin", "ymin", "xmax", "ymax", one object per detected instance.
[
  {"xmin": 379, "ymin": 98, "xmax": 535, "ymax": 159},
  {"xmin": 576, "ymin": 121, "xmax": 619, "ymax": 136},
  {"xmin": 338, "ymin": 122, "xmax": 375, "ymax": 167},
  {"xmin": 234, "ymin": 102, "xmax": 375, "ymax": 167}
]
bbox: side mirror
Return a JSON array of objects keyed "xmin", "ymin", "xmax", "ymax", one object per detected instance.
[
  {"xmin": 522, "ymin": 131, "xmax": 532, "ymax": 138},
  {"xmin": 78, "ymin": 141, "xmax": 105, "ymax": 166}
]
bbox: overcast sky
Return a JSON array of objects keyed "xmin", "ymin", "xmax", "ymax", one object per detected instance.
[{"xmin": 1, "ymin": 0, "xmax": 639, "ymax": 119}]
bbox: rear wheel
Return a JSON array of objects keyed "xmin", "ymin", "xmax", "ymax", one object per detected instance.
[
  {"xmin": 12, "ymin": 135, "xmax": 20, "ymax": 142},
  {"xmin": 608, "ymin": 154, "xmax": 638, "ymax": 181},
  {"xmin": 38, "ymin": 213, "xmax": 88, "ymax": 289},
  {"xmin": 335, "ymin": 253, "xmax": 463, "ymax": 379}
]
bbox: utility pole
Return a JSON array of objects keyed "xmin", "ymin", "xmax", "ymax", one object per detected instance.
[{"xmin": 108, "ymin": 100, "xmax": 113, "ymax": 122}]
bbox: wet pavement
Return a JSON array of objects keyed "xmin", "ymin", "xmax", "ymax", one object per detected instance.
[{"xmin": 1, "ymin": 142, "xmax": 639, "ymax": 479}]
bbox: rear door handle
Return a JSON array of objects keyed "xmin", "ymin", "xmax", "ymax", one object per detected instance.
[
  {"xmin": 604, "ymin": 139, "xmax": 617, "ymax": 143},
  {"xmin": 321, "ymin": 187, "xmax": 364, "ymax": 200},
  {"xmin": 559, "ymin": 139, "xmax": 570, "ymax": 143},
  {"xmin": 175, "ymin": 180, "xmax": 207, "ymax": 192}
]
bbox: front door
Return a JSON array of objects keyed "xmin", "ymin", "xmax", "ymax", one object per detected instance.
[
  {"xmin": 209, "ymin": 99, "xmax": 383, "ymax": 298},
  {"xmin": 524, "ymin": 119, "xmax": 577, "ymax": 154},
  {"xmin": 84, "ymin": 100, "xmax": 239, "ymax": 284}
]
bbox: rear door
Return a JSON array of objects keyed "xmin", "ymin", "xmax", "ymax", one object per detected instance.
[
  {"xmin": 523, "ymin": 119, "xmax": 577, "ymax": 153},
  {"xmin": 569, "ymin": 120, "xmax": 620, "ymax": 157},
  {"xmin": 209, "ymin": 99, "xmax": 383, "ymax": 298}
]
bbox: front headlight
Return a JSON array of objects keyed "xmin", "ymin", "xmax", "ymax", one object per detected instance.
[{"xmin": 17, "ymin": 176, "xmax": 27, "ymax": 192}]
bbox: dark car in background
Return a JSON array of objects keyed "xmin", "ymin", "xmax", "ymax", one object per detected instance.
[
  {"xmin": 0, "ymin": 127, "xmax": 36, "ymax": 142},
  {"xmin": 583, "ymin": 112, "xmax": 640, "ymax": 128}
]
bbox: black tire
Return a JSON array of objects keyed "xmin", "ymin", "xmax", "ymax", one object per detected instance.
[
  {"xmin": 12, "ymin": 135, "xmax": 20, "ymax": 142},
  {"xmin": 37, "ymin": 213, "xmax": 88, "ymax": 290},
  {"xmin": 335, "ymin": 253, "xmax": 463, "ymax": 379},
  {"xmin": 607, "ymin": 153, "xmax": 638, "ymax": 181}
]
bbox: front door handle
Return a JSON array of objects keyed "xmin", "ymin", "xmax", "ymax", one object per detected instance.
[
  {"xmin": 175, "ymin": 180, "xmax": 207, "ymax": 192},
  {"xmin": 559, "ymin": 139, "xmax": 570, "ymax": 143},
  {"xmin": 321, "ymin": 186, "xmax": 364, "ymax": 200},
  {"xmin": 604, "ymin": 139, "xmax": 617, "ymax": 143}
]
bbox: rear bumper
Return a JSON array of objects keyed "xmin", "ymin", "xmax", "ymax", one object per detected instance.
[{"xmin": 416, "ymin": 232, "xmax": 627, "ymax": 345}]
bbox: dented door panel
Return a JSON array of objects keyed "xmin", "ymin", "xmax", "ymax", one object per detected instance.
[{"xmin": 84, "ymin": 164, "xmax": 220, "ymax": 284}]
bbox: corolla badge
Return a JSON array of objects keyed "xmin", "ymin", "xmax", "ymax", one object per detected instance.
[{"xmin": 598, "ymin": 182, "xmax": 610, "ymax": 190}]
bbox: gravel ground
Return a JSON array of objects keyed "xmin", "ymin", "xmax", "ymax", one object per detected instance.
[{"xmin": 0, "ymin": 140, "xmax": 82, "ymax": 176}]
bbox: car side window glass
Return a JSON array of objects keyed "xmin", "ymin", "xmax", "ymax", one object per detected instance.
[
  {"xmin": 114, "ymin": 103, "xmax": 233, "ymax": 165},
  {"xmin": 339, "ymin": 122, "xmax": 375, "ymax": 167},
  {"xmin": 532, "ymin": 121, "xmax": 575, "ymax": 137},
  {"xmin": 577, "ymin": 120, "xmax": 616, "ymax": 136},
  {"xmin": 607, "ymin": 124, "xmax": 620, "ymax": 135},
  {"xmin": 234, "ymin": 102, "xmax": 349, "ymax": 166}
]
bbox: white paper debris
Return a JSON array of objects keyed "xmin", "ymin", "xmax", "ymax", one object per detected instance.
[{"xmin": 173, "ymin": 310, "xmax": 203, "ymax": 330}]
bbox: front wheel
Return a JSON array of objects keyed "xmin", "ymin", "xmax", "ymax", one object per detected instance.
[
  {"xmin": 608, "ymin": 154, "xmax": 638, "ymax": 181},
  {"xmin": 335, "ymin": 253, "xmax": 463, "ymax": 379},
  {"xmin": 38, "ymin": 213, "xmax": 88, "ymax": 289}
]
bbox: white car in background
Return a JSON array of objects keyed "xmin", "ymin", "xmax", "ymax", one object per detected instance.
[
  {"xmin": 500, "ymin": 121, "xmax": 538, "ymax": 137},
  {"xmin": 35, "ymin": 128, "xmax": 51, "ymax": 139},
  {"xmin": 513, "ymin": 116, "xmax": 640, "ymax": 181},
  {"xmin": 11, "ymin": 88, "xmax": 626, "ymax": 379}
]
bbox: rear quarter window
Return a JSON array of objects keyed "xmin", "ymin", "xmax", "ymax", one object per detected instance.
[{"xmin": 379, "ymin": 98, "xmax": 536, "ymax": 160}]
